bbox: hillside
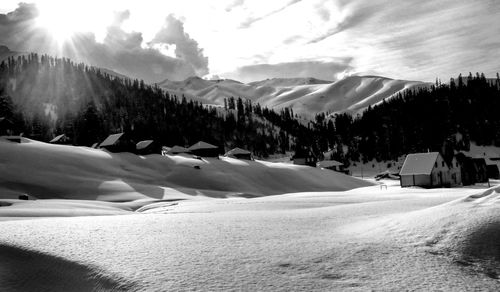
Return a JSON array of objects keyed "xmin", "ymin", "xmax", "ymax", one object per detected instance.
[
  {"xmin": 0, "ymin": 138, "xmax": 371, "ymax": 205},
  {"xmin": 158, "ymin": 75, "xmax": 429, "ymax": 118}
]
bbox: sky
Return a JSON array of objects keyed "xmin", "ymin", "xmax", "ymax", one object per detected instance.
[{"xmin": 0, "ymin": 0, "xmax": 499, "ymax": 83}]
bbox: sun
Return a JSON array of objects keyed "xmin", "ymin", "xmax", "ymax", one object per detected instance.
[{"xmin": 35, "ymin": 1, "xmax": 108, "ymax": 44}]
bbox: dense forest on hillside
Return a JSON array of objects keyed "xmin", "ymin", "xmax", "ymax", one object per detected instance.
[
  {"xmin": 0, "ymin": 54, "xmax": 308, "ymax": 157},
  {"xmin": 314, "ymin": 73, "xmax": 500, "ymax": 165}
]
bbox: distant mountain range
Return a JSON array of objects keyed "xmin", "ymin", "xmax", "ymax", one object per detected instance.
[{"xmin": 157, "ymin": 75, "xmax": 431, "ymax": 118}]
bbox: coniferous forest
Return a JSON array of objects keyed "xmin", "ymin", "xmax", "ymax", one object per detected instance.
[
  {"xmin": 1, "ymin": 54, "xmax": 500, "ymax": 163},
  {"xmin": 313, "ymin": 73, "xmax": 500, "ymax": 165}
]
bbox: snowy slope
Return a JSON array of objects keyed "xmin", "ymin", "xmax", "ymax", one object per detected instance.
[
  {"xmin": 0, "ymin": 138, "xmax": 371, "ymax": 203},
  {"xmin": 0, "ymin": 182, "xmax": 499, "ymax": 290},
  {"xmin": 158, "ymin": 76, "xmax": 430, "ymax": 117}
]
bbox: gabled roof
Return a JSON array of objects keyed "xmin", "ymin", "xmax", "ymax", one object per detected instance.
[
  {"xmin": 136, "ymin": 140, "xmax": 154, "ymax": 150},
  {"xmin": 225, "ymin": 147, "xmax": 251, "ymax": 156},
  {"xmin": 100, "ymin": 133, "xmax": 124, "ymax": 147},
  {"xmin": 318, "ymin": 160, "xmax": 343, "ymax": 168},
  {"xmin": 400, "ymin": 152, "xmax": 440, "ymax": 175},
  {"xmin": 49, "ymin": 134, "xmax": 66, "ymax": 143},
  {"xmin": 167, "ymin": 145, "xmax": 190, "ymax": 154},
  {"xmin": 188, "ymin": 141, "xmax": 218, "ymax": 151}
]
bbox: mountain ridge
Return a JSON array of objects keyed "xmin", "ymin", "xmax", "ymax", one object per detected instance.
[{"xmin": 157, "ymin": 75, "xmax": 431, "ymax": 117}]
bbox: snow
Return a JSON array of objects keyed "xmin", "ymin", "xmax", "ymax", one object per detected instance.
[
  {"xmin": 158, "ymin": 75, "xmax": 430, "ymax": 118},
  {"xmin": 1, "ymin": 181, "xmax": 500, "ymax": 290},
  {"xmin": 0, "ymin": 138, "xmax": 371, "ymax": 211},
  {"xmin": 1, "ymin": 141, "xmax": 500, "ymax": 290}
]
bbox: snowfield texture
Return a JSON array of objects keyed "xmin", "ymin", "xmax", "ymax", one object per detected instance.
[
  {"xmin": 158, "ymin": 75, "xmax": 430, "ymax": 117},
  {"xmin": 1, "ymin": 140, "xmax": 499, "ymax": 291},
  {"xmin": 1, "ymin": 184, "xmax": 499, "ymax": 291}
]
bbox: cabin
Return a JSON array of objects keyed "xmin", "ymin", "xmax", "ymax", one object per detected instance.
[
  {"xmin": 317, "ymin": 160, "xmax": 344, "ymax": 172},
  {"xmin": 135, "ymin": 140, "xmax": 159, "ymax": 155},
  {"xmin": 99, "ymin": 133, "xmax": 134, "ymax": 153},
  {"xmin": 399, "ymin": 152, "xmax": 462, "ymax": 188},
  {"xmin": 49, "ymin": 134, "xmax": 71, "ymax": 145},
  {"xmin": 292, "ymin": 147, "xmax": 318, "ymax": 167},
  {"xmin": 472, "ymin": 158, "xmax": 489, "ymax": 183},
  {"xmin": 162, "ymin": 145, "xmax": 191, "ymax": 156},
  {"xmin": 224, "ymin": 147, "xmax": 252, "ymax": 160},
  {"xmin": 456, "ymin": 153, "xmax": 489, "ymax": 185},
  {"xmin": 0, "ymin": 117, "xmax": 13, "ymax": 136},
  {"xmin": 0, "ymin": 135, "xmax": 23, "ymax": 143},
  {"xmin": 188, "ymin": 141, "xmax": 220, "ymax": 157},
  {"xmin": 456, "ymin": 153, "xmax": 475, "ymax": 185}
]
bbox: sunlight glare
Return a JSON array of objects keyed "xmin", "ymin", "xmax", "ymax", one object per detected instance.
[{"xmin": 35, "ymin": 1, "xmax": 109, "ymax": 44}]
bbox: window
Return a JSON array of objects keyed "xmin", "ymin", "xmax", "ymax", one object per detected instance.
[
  {"xmin": 434, "ymin": 162, "xmax": 437, "ymax": 168},
  {"xmin": 442, "ymin": 161, "xmax": 445, "ymax": 167}
]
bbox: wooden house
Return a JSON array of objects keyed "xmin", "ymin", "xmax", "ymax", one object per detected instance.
[
  {"xmin": 317, "ymin": 160, "xmax": 344, "ymax": 172},
  {"xmin": 292, "ymin": 147, "xmax": 318, "ymax": 167},
  {"xmin": 224, "ymin": 147, "xmax": 252, "ymax": 160},
  {"xmin": 99, "ymin": 133, "xmax": 134, "ymax": 153},
  {"xmin": 456, "ymin": 153, "xmax": 489, "ymax": 185},
  {"xmin": 400, "ymin": 152, "xmax": 461, "ymax": 188},
  {"xmin": 135, "ymin": 140, "xmax": 159, "ymax": 155},
  {"xmin": 162, "ymin": 145, "xmax": 192, "ymax": 156},
  {"xmin": 472, "ymin": 158, "xmax": 489, "ymax": 183},
  {"xmin": 49, "ymin": 134, "xmax": 71, "ymax": 145},
  {"xmin": 188, "ymin": 141, "xmax": 219, "ymax": 157}
]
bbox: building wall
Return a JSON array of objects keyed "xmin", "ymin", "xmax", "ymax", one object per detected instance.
[
  {"xmin": 447, "ymin": 157, "xmax": 462, "ymax": 186},
  {"xmin": 430, "ymin": 154, "xmax": 451, "ymax": 187},
  {"xmin": 401, "ymin": 174, "xmax": 431, "ymax": 187}
]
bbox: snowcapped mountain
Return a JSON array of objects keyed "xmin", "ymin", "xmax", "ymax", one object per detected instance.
[{"xmin": 158, "ymin": 75, "xmax": 430, "ymax": 118}]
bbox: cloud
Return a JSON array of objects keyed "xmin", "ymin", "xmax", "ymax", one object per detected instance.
[
  {"xmin": 150, "ymin": 14, "xmax": 209, "ymax": 77},
  {"xmin": 307, "ymin": 5, "xmax": 373, "ymax": 44},
  {"xmin": 0, "ymin": 3, "xmax": 52, "ymax": 53},
  {"xmin": 224, "ymin": 59, "xmax": 354, "ymax": 83},
  {"xmin": 239, "ymin": 0, "xmax": 302, "ymax": 28},
  {"xmin": 225, "ymin": 0, "xmax": 245, "ymax": 12},
  {"xmin": 0, "ymin": 4, "xmax": 209, "ymax": 83}
]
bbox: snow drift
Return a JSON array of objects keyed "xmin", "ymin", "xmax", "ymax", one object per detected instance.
[{"xmin": 0, "ymin": 138, "xmax": 371, "ymax": 202}]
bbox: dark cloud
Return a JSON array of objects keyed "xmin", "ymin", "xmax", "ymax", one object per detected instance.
[
  {"xmin": 225, "ymin": 59, "xmax": 353, "ymax": 83},
  {"xmin": 239, "ymin": 0, "xmax": 302, "ymax": 28},
  {"xmin": 0, "ymin": 4, "xmax": 209, "ymax": 83},
  {"xmin": 150, "ymin": 14, "xmax": 209, "ymax": 77}
]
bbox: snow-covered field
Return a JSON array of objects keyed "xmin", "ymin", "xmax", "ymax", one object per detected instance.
[{"xmin": 1, "ymin": 139, "xmax": 499, "ymax": 291}]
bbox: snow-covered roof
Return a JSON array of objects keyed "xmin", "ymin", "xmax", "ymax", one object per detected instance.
[
  {"xmin": 136, "ymin": 140, "xmax": 154, "ymax": 150},
  {"xmin": 400, "ymin": 152, "xmax": 440, "ymax": 175},
  {"xmin": 49, "ymin": 134, "xmax": 66, "ymax": 143},
  {"xmin": 100, "ymin": 133, "xmax": 124, "ymax": 147},
  {"xmin": 167, "ymin": 145, "xmax": 190, "ymax": 154},
  {"xmin": 225, "ymin": 147, "xmax": 251, "ymax": 156},
  {"xmin": 318, "ymin": 160, "xmax": 343, "ymax": 168},
  {"xmin": 188, "ymin": 141, "xmax": 218, "ymax": 151}
]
